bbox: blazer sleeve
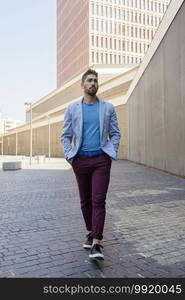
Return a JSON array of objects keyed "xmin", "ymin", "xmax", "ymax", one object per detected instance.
[
  {"xmin": 109, "ymin": 105, "xmax": 121, "ymax": 154},
  {"xmin": 61, "ymin": 105, "xmax": 73, "ymax": 159}
]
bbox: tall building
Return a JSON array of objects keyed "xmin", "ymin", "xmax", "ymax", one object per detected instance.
[
  {"xmin": 57, "ymin": 0, "xmax": 171, "ymax": 87},
  {"xmin": 0, "ymin": 118, "xmax": 21, "ymax": 134}
]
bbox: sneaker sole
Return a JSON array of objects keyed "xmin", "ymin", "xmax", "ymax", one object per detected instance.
[
  {"xmin": 89, "ymin": 254, "xmax": 104, "ymax": 260},
  {"xmin": 83, "ymin": 244, "xmax": 92, "ymax": 249}
]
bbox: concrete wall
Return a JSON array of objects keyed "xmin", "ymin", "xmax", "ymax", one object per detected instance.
[
  {"xmin": 126, "ymin": 1, "xmax": 185, "ymax": 176},
  {"xmin": 116, "ymin": 104, "xmax": 126, "ymax": 159}
]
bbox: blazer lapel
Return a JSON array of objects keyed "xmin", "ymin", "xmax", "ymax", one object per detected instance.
[
  {"xmin": 99, "ymin": 99, "xmax": 105, "ymax": 138},
  {"xmin": 78, "ymin": 98, "xmax": 83, "ymax": 136}
]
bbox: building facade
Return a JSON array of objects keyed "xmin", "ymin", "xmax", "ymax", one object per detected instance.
[
  {"xmin": 0, "ymin": 118, "xmax": 20, "ymax": 134},
  {"xmin": 57, "ymin": 0, "xmax": 90, "ymax": 87},
  {"xmin": 57, "ymin": 0, "xmax": 171, "ymax": 87}
]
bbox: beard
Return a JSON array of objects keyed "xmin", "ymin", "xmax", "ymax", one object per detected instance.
[
  {"xmin": 86, "ymin": 87, "xmax": 98, "ymax": 96},
  {"xmin": 87, "ymin": 91, "xmax": 97, "ymax": 96}
]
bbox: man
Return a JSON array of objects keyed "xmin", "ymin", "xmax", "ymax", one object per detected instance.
[{"xmin": 61, "ymin": 69, "xmax": 120, "ymax": 261}]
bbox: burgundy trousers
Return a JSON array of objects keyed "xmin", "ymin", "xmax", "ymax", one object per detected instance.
[{"xmin": 72, "ymin": 154, "xmax": 112, "ymax": 240}]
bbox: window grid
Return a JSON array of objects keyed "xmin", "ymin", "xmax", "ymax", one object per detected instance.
[{"xmin": 90, "ymin": 0, "xmax": 170, "ymax": 65}]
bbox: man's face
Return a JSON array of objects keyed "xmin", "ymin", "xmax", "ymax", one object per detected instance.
[{"xmin": 82, "ymin": 74, "xmax": 98, "ymax": 96}]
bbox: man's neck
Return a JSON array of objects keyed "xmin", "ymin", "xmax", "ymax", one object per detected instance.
[{"xmin": 83, "ymin": 94, "xmax": 97, "ymax": 104}]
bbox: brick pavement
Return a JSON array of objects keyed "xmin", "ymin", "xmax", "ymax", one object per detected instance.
[{"xmin": 0, "ymin": 157, "xmax": 185, "ymax": 278}]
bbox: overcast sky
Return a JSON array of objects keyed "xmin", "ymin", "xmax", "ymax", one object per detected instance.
[{"xmin": 0, "ymin": 0, "xmax": 56, "ymax": 124}]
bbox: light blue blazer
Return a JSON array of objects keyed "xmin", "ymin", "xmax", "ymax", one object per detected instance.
[{"xmin": 61, "ymin": 97, "xmax": 121, "ymax": 164}]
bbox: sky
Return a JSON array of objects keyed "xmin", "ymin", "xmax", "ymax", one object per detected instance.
[{"xmin": 0, "ymin": 0, "xmax": 56, "ymax": 124}]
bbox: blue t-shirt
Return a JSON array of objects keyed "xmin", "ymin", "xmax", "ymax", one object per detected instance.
[{"xmin": 79, "ymin": 100, "xmax": 101, "ymax": 151}]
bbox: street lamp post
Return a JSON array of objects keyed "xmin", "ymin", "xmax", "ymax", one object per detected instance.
[
  {"xmin": 24, "ymin": 102, "xmax": 32, "ymax": 165},
  {"xmin": 15, "ymin": 131, "xmax": 18, "ymax": 156},
  {"xmin": 1, "ymin": 121, "xmax": 5, "ymax": 156},
  {"xmin": 45, "ymin": 114, "xmax": 51, "ymax": 160},
  {"xmin": 1, "ymin": 134, "xmax": 3, "ymax": 156}
]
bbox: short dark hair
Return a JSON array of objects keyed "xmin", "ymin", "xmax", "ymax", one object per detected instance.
[{"xmin": 81, "ymin": 69, "xmax": 98, "ymax": 83}]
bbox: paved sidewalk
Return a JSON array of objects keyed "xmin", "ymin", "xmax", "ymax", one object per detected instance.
[{"xmin": 0, "ymin": 156, "xmax": 185, "ymax": 278}]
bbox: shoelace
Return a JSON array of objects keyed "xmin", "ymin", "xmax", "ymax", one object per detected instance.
[{"xmin": 93, "ymin": 244, "xmax": 104, "ymax": 249}]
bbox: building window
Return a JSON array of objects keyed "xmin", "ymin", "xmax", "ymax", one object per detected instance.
[
  {"xmin": 135, "ymin": 26, "xmax": 137, "ymax": 38},
  {"xmin": 114, "ymin": 39, "xmax": 117, "ymax": 50},
  {"xmin": 91, "ymin": 3, "xmax": 94, "ymax": 15},
  {"xmin": 139, "ymin": 43, "xmax": 141, "ymax": 52},
  {"xmin": 110, "ymin": 38, "xmax": 112, "ymax": 49},
  {"xmin": 114, "ymin": 8, "xmax": 117, "ymax": 18},
  {"xmin": 155, "ymin": 2, "xmax": 157, "ymax": 12},
  {"xmin": 114, "ymin": 23, "xmax": 117, "ymax": 34},
  {"xmin": 139, "ymin": 27, "xmax": 142, "ymax": 37},
  {"xmin": 143, "ymin": 28, "xmax": 145, "ymax": 39},
  {"xmin": 155, "ymin": 16, "xmax": 158, "ymax": 27},
  {"xmin": 147, "ymin": 15, "xmax": 149, "ymax": 25},
  {"xmin": 106, "ymin": 53, "xmax": 108, "ymax": 63},
  {"xmin": 96, "ymin": 4, "xmax": 99, "ymax": 16},
  {"xmin": 114, "ymin": 54, "xmax": 117, "ymax": 64},
  {"xmin": 131, "ymin": 41, "xmax": 133, "ymax": 52},
  {"xmin": 131, "ymin": 26, "xmax": 133, "ymax": 37},
  {"xmin": 101, "ymin": 20, "xmax": 103, "ymax": 32},
  {"xmin": 101, "ymin": 53, "xmax": 103, "ymax": 63},
  {"xmin": 101, "ymin": 5, "xmax": 103, "ymax": 16},
  {"xmin": 96, "ymin": 36, "xmax": 99, "ymax": 47},
  {"xmin": 101, "ymin": 36, "xmax": 103, "ymax": 48},
  {"xmin": 105, "ymin": 6, "xmax": 108, "ymax": 17},
  {"xmin": 143, "ymin": 0, "xmax": 145, "ymax": 10},
  {"xmin": 131, "ymin": 11, "xmax": 133, "ymax": 22},
  {"xmin": 110, "ymin": 22, "xmax": 112, "ymax": 33},
  {"xmin": 106, "ymin": 21, "xmax": 108, "ymax": 33},
  {"xmin": 147, "ymin": 29, "xmax": 150, "ymax": 40},
  {"xmin": 96, "ymin": 52, "xmax": 99, "ymax": 63},
  {"xmin": 122, "ymin": 24, "xmax": 125, "ymax": 35},
  {"xmin": 119, "ymin": 8, "xmax": 121, "ymax": 19},
  {"xmin": 110, "ymin": 7, "xmax": 112, "ymax": 18},
  {"xmin": 91, "ymin": 35, "xmax": 94, "ymax": 46},
  {"xmin": 96, "ymin": 19, "xmax": 99, "ymax": 31},
  {"xmin": 122, "ymin": 40, "xmax": 125, "ymax": 51},
  {"xmin": 151, "ymin": 16, "xmax": 153, "ymax": 26},
  {"xmin": 118, "ymin": 23, "xmax": 121, "ymax": 35}
]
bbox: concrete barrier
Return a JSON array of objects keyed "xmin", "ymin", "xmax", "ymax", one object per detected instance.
[
  {"xmin": 2, "ymin": 161, "xmax": 22, "ymax": 170},
  {"xmin": 34, "ymin": 155, "xmax": 46, "ymax": 163}
]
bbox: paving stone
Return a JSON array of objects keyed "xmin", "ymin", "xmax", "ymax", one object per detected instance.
[{"xmin": 0, "ymin": 158, "xmax": 185, "ymax": 277}]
